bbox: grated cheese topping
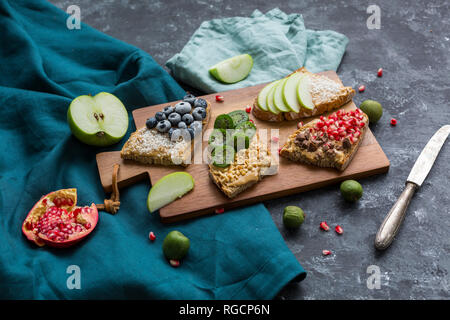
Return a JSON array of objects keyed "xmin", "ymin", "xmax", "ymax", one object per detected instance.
[
  {"xmin": 126, "ymin": 127, "xmax": 189, "ymax": 160},
  {"xmin": 309, "ymin": 74, "xmax": 343, "ymax": 105}
]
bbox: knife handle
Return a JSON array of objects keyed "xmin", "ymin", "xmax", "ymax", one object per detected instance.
[{"xmin": 374, "ymin": 182, "xmax": 418, "ymax": 250}]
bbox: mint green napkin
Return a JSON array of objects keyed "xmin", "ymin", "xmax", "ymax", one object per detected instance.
[{"xmin": 166, "ymin": 8, "xmax": 349, "ymax": 93}]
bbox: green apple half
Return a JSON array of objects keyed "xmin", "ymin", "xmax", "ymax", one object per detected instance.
[
  {"xmin": 147, "ymin": 172, "xmax": 194, "ymax": 213},
  {"xmin": 296, "ymin": 74, "xmax": 315, "ymax": 110},
  {"xmin": 257, "ymin": 80, "xmax": 279, "ymax": 112},
  {"xmin": 67, "ymin": 92, "xmax": 128, "ymax": 146},
  {"xmin": 273, "ymin": 78, "xmax": 291, "ymax": 112},
  {"xmin": 282, "ymin": 72, "xmax": 303, "ymax": 113},
  {"xmin": 266, "ymin": 80, "xmax": 282, "ymax": 115},
  {"xmin": 209, "ymin": 54, "xmax": 253, "ymax": 84}
]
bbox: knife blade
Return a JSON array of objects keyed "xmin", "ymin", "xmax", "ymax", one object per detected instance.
[
  {"xmin": 407, "ymin": 125, "xmax": 450, "ymax": 186},
  {"xmin": 375, "ymin": 125, "xmax": 450, "ymax": 250}
]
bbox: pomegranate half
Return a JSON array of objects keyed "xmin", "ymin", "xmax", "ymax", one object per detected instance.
[{"xmin": 22, "ymin": 188, "xmax": 98, "ymax": 248}]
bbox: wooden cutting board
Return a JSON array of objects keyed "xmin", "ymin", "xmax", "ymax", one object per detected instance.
[{"xmin": 96, "ymin": 71, "xmax": 389, "ymax": 222}]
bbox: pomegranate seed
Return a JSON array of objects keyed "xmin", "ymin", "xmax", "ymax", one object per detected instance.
[
  {"xmin": 245, "ymin": 105, "xmax": 252, "ymax": 113},
  {"xmin": 54, "ymin": 198, "xmax": 61, "ymax": 207},
  {"xmin": 149, "ymin": 231, "xmax": 156, "ymax": 241},
  {"xmin": 271, "ymin": 136, "xmax": 279, "ymax": 143},
  {"xmin": 278, "ymin": 147, "xmax": 282, "ymax": 155},
  {"xmin": 215, "ymin": 208, "xmax": 225, "ymax": 214},
  {"xmin": 377, "ymin": 68, "xmax": 383, "ymax": 77},
  {"xmin": 84, "ymin": 222, "xmax": 91, "ymax": 229},
  {"xmin": 42, "ymin": 198, "xmax": 47, "ymax": 205},
  {"xmin": 297, "ymin": 121, "xmax": 303, "ymax": 129},
  {"xmin": 215, "ymin": 95, "xmax": 224, "ymax": 102},
  {"xmin": 169, "ymin": 259, "xmax": 180, "ymax": 267},
  {"xmin": 358, "ymin": 85, "xmax": 365, "ymax": 92},
  {"xmin": 390, "ymin": 118, "xmax": 397, "ymax": 126},
  {"xmin": 322, "ymin": 250, "xmax": 332, "ymax": 256},
  {"xmin": 335, "ymin": 225, "xmax": 343, "ymax": 235},
  {"xmin": 67, "ymin": 198, "xmax": 74, "ymax": 206},
  {"xmin": 249, "ymin": 119, "xmax": 254, "ymax": 124},
  {"xmin": 320, "ymin": 221, "xmax": 330, "ymax": 231}
]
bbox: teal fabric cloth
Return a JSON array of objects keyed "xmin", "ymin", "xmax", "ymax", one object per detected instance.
[
  {"xmin": 0, "ymin": 0, "xmax": 305, "ymax": 299},
  {"xmin": 166, "ymin": 8, "xmax": 349, "ymax": 93}
]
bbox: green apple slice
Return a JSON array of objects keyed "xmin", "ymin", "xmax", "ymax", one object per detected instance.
[
  {"xmin": 67, "ymin": 92, "xmax": 128, "ymax": 146},
  {"xmin": 257, "ymin": 81, "xmax": 278, "ymax": 111},
  {"xmin": 147, "ymin": 172, "xmax": 194, "ymax": 213},
  {"xmin": 296, "ymin": 74, "xmax": 315, "ymax": 110},
  {"xmin": 282, "ymin": 72, "xmax": 303, "ymax": 113},
  {"xmin": 209, "ymin": 54, "xmax": 253, "ymax": 84},
  {"xmin": 266, "ymin": 80, "xmax": 282, "ymax": 115},
  {"xmin": 273, "ymin": 78, "xmax": 291, "ymax": 112}
]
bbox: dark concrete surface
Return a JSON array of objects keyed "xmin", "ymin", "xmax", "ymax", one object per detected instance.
[{"xmin": 50, "ymin": 0, "xmax": 450, "ymax": 299}]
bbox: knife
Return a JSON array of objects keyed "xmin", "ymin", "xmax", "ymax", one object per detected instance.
[{"xmin": 375, "ymin": 125, "xmax": 450, "ymax": 250}]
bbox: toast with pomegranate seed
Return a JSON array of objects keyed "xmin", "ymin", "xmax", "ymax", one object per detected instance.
[
  {"xmin": 121, "ymin": 97, "xmax": 211, "ymax": 166},
  {"xmin": 252, "ymin": 68, "xmax": 355, "ymax": 122},
  {"xmin": 208, "ymin": 132, "xmax": 274, "ymax": 198},
  {"xmin": 280, "ymin": 109, "xmax": 369, "ymax": 171}
]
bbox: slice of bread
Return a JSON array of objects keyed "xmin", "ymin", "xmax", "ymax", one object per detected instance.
[
  {"xmin": 208, "ymin": 133, "xmax": 272, "ymax": 198},
  {"xmin": 252, "ymin": 68, "xmax": 355, "ymax": 122},
  {"xmin": 280, "ymin": 109, "xmax": 369, "ymax": 171},
  {"xmin": 121, "ymin": 101, "xmax": 211, "ymax": 166}
]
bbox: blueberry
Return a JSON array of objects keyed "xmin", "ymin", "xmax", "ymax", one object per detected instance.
[
  {"xmin": 155, "ymin": 111, "xmax": 166, "ymax": 121},
  {"xmin": 168, "ymin": 127, "xmax": 174, "ymax": 139},
  {"xmin": 182, "ymin": 113, "xmax": 194, "ymax": 125},
  {"xmin": 178, "ymin": 121, "xmax": 187, "ymax": 129},
  {"xmin": 163, "ymin": 106, "xmax": 174, "ymax": 116},
  {"xmin": 183, "ymin": 93, "xmax": 196, "ymax": 106},
  {"xmin": 184, "ymin": 93, "xmax": 196, "ymax": 100},
  {"xmin": 156, "ymin": 120, "xmax": 171, "ymax": 133},
  {"xmin": 174, "ymin": 102, "xmax": 192, "ymax": 115},
  {"xmin": 190, "ymin": 121, "xmax": 202, "ymax": 136},
  {"xmin": 192, "ymin": 107, "xmax": 206, "ymax": 120},
  {"xmin": 146, "ymin": 117, "xmax": 157, "ymax": 129},
  {"xmin": 170, "ymin": 129, "xmax": 189, "ymax": 142},
  {"xmin": 168, "ymin": 112, "xmax": 181, "ymax": 126},
  {"xmin": 194, "ymin": 98, "xmax": 208, "ymax": 109},
  {"xmin": 187, "ymin": 128, "xmax": 195, "ymax": 139}
]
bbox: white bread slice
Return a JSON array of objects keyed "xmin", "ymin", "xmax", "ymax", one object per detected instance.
[
  {"xmin": 121, "ymin": 101, "xmax": 211, "ymax": 166},
  {"xmin": 208, "ymin": 133, "xmax": 272, "ymax": 198},
  {"xmin": 253, "ymin": 68, "xmax": 355, "ymax": 122},
  {"xmin": 280, "ymin": 109, "xmax": 369, "ymax": 171}
]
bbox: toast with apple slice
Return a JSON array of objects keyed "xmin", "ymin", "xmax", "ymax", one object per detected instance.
[
  {"xmin": 252, "ymin": 68, "xmax": 355, "ymax": 122},
  {"xmin": 280, "ymin": 109, "xmax": 368, "ymax": 171},
  {"xmin": 121, "ymin": 97, "xmax": 211, "ymax": 166},
  {"xmin": 208, "ymin": 132, "xmax": 273, "ymax": 198}
]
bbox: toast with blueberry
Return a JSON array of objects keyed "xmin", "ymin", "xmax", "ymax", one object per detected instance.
[
  {"xmin": 280, "ymin": 109, "xmax": 369, "ymax": 171},
  {"xmin": 252, "ymin": 67, "xmax": 355, "ymax": 122},
  {"xmin": 120, "ymin": 95, "xmax": 211, "ymax": 166}
]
